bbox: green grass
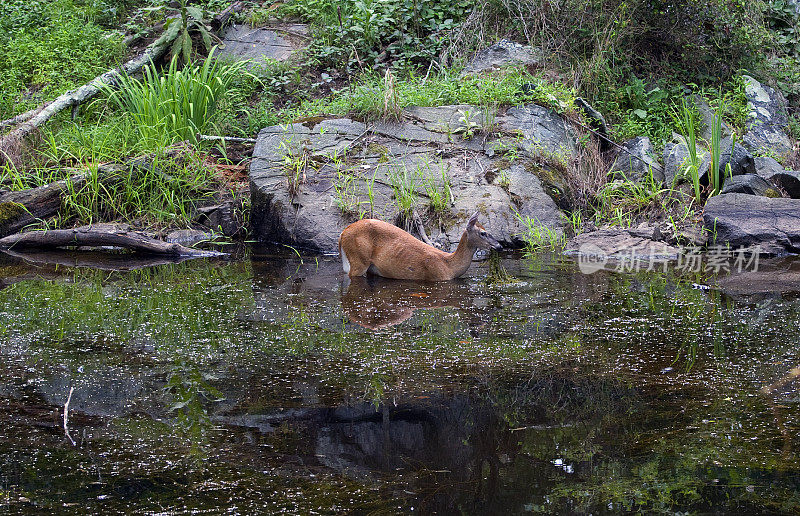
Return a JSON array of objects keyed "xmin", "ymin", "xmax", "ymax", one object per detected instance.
[
  {"xmin": 389, "ymin": 165, "xmax": 420, "ymax": 217},
  {"xmin": 255, "ymin": 67, "xmax": 577, "ymax": 126},
  {"xmin": 421, "ymin": 161, "xmax": 452, "ymax": 215},
  {"xmin": 0, "ymin": 0, "xmax": 128, "ymax": 120},
  {"xmin": 591, "ymin": 172, "xmax": 669, "ymax": 227},
  {"xmin": 513, "ymin": 209, "xmax": 566, "ymax": 253},
  {"xmin": 103, "ymin": 49, "xmax": 250, "ymax": 148}
]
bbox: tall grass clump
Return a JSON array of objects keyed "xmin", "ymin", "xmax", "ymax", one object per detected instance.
[
  {"xmin": 389, "ymin": 165, "xmax": 420, "ymax": 217},
  {"xmin": 513, "ymin": 209, "xmax": 566, "ymax": 253},
  {"xmin": 104, "ymin": 48, "xmax": 249, "ymax": 148},
  {"xmin": 60, "ymin": 148, "xmax": 217, "ymax": 226},
  {"xmin": 708, "ymin": 98, "xmax": 733, "ymax": 197},
  {"xmin": 674, "ymin": 98, "xmax": 703, "ymax": 202}
]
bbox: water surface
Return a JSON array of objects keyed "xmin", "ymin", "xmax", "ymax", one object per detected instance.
[{"xmin": 0, "ymin": 248, "xmax": 798, "ymax": 514}]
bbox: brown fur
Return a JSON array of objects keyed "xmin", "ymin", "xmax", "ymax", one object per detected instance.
[{"xmin": 338, "ymin": 214, "xmax": 501, "ymax": 281}]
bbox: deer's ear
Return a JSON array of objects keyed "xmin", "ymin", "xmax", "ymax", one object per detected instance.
[{"xmin": 467, "ymin": 211, "xmax": 479, "ymax": 228}]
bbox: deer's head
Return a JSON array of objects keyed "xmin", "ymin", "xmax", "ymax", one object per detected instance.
[{"xmin": 466, "ymin": 211, "xmax": 502, "ymax": 251}]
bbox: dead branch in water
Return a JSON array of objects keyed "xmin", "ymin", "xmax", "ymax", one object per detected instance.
[{"xmin": 0, "ymin": 223, "xmax": 222, "ymax": 257}]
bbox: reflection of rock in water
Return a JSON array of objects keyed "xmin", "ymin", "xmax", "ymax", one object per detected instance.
[{"xmin": 315, "ymin": 398, "xmax": 480, "ymax": 479}]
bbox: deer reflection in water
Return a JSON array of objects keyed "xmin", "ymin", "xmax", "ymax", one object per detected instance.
[{"xmin": 341, "ymin": 275, "xmax": 481, "ymax": 330}]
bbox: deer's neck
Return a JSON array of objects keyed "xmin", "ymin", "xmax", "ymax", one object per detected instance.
[{"xmin": 445, "ymin": 231, "xmax": 476, "ymax": 279}]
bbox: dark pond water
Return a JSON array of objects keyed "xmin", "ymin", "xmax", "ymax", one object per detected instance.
[{"xmin": 0, "ymin": 247, "xmax": 799, "ymax": 514}]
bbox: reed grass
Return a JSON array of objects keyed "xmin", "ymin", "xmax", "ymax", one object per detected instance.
[{"xmin": 103, "ymin": 48, "xmax": 249, "ymax": 148}]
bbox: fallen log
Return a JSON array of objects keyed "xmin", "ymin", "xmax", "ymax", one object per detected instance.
[
  {"xmin": 0, "ymin": 164, "xmax": 127, "ymax": 238},
  {"xmin": 0, "ymin": 224, "xmax": 223, "ymax": 257},
  {"xmin": 0, "ymin": 23, "xmax": 181, "ymax": 166},
  {"xmin": 211, "ymin": 1, "xmax": 246, "ymax": 31},
  {"xmin": 1, "ymin": 248, "xmax": 212, "ymax": 272},
  {"xmin": 0, "ymin": 104, "xmax": 49, "ymax": 130}
]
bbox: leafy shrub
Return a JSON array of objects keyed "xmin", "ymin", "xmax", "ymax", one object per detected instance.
[
  {"xmin": 280, "ymin": 0, "xmax": 476, "ymax": 71},
  {"xmin": 765, "ymin": 0, "xmax": 800, "ymax": 56}
]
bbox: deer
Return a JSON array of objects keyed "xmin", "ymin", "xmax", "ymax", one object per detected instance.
[{"xmin": 338, "ymin": 211, "xmax": 502, "ymax": 281}]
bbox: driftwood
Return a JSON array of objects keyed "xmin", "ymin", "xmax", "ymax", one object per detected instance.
[
  {"xmin": 0, "ymin": 164, "xmax": 128, "ymax": 237},
  {"xmin": 1, "ymin": 248, "xmax": 212, "ymax": 272},
  {"xmin": 199, "ymin": 134, "xmax": 257, "ymax": 144},
  {"xmin": 0, "ymin": 224, "xmax": 222, "ymax": 257},
  {"xmin": 0, "ymin": 24, "xmax": 181, "ymax": 166}
]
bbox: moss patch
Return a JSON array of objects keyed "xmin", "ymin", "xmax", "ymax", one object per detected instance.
[
  {"xmin": 366, "ymin": 143, "xmax": 390, "ymax": 163},
  {"xmin": 0, "ymin": 202, "xmax": 25, "ymax": 229}
]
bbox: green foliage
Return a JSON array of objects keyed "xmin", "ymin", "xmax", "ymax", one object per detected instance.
[
  {"xmin": 280, "ymin": 0, "xmax": 475, "ymax": 71},
  {"xmin": 168, "ymin": 0, "xmax": 216, "ymax": 63},
  {"xmin": 592, "ymin": 172, "xmax": 671, "ymax": 227},
  {"xmin": 0, "ymin": 0, "xmax": 125, "ymax": 119},
  {"xmin": 765, "ymin": 0, "xmax": 800, "ymax": 55},
  {"xmin": 389, "ymin": 165, "xmax": 420, "ymax": 216},
  {"xmin": 709, "ymin": 99, "xmax": 732, "ymax": 196},
  {"xmin": 674, "ymin": 98, "xmax": 704, "ymax": 202},
  {"xmin": 103, "ymin": 50, "xmax": 249, "ymax": 148},
  {"xmin": 421, "ymin": 162, "xmax": 452, "ymax": 214},
  {"xmin": 290, "ymin": 67, "xmax": 575, "ymax": 122},
  {"xmin": 596, "ymin": 77, "xmax": 685, "ymax": 147},
  {"xmin": 60, "ymin": 151, "xmax": 218, "ymax": 226}
]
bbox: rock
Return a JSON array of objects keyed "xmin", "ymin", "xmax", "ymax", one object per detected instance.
[
  {"xmin": 165, "ymin": 229, "xmax": 212, "ymax": 246},
  {"xmin": 460, "ymin": 40, "xmax": 542, "ymax": 76},
  {"xmin": 718, "ymin": 136, "xmax": 755, "ymax": 177},
  {"xmin": 692, "ymin": 95, "xmax": 733, "ymax": 142},
  {"xmin": 755, "ymin": 156, "xmax": 800, "ymax": 198},
  {"xmin": 703, "ymin": 193, "xmax": 800, "ymax": 255},
  {"xmin": 197, "ymin": 201, "xmax": 244, "ymax": 236},
  {"xmin": 741, "ymin": 75, "xmax": 792, "ymax": 157},
  {"xmin": 716, "ymin": 267, "xmax": 800, "ymax": 296},
  {"xmin": 608, "ymin": 136, "xmax": 664, "ymax": 183},
  {"xmin": 217, "ymin": 23, "xmax": 308, "ymax": 66},
  {"xmin": 498, "ymin": 104, "xmax": 578, "ymax": 157},
  {"xmin": 565, "ymin": 228, "xmax": 681, "ymax": 274},
  {"xmin": 249, "ymin": 106, "xmax": 568, "ymax": 253},
  {"xmin": 719, "ymin": 174, "xmax": 776, "ymax": 196},
  {"xmin": 663, "ymin": 134, "xmax": 710, "ymax": 187}
]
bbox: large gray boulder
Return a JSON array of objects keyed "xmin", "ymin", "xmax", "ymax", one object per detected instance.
[
  {"xmin": 217, "ymin": 24, "xmax": 308, "ymax": 66},
  {"xmin": 704, "ymin": 193, "xmax": 800, "ymax": 255},
  {"xmin": 249, "ymin": 105, "xmax": 569, "ymax": 253},
  {"xmin": 460, "ymin": 40, "xmax": 542, "ymax": 76},
  {"xmin": 755, "ymin": 156, "xmax": 800, "ymax": 198},
  {"xmin": 692, "ymin": 95, "xmax": 734, "ymax": 142},
  {"xmin": 608, "ymin": 136, "xmax": 664, "ymax": 183},
  {"xmin": 718, "ymin": 136, "xmax": 755, "ymax": 177},
  {"xmin": 741, "ymin": 75, "xmax": 793, "ymax": 157}
]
